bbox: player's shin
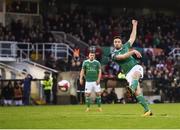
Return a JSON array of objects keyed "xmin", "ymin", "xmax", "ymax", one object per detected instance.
[
  {"xmin": 85, "ymin": 96, "xmax": 91, "ymax": 108},
  {"xmin": 136, "ymin": 93, "xmax": 149, "ymax": 112},
  {"xmin": 96, "ymin": 96, "xmax": 101, "ymax": 107},
  {"xmin": 130, "ymin": 79, "xmax": 138, "ymax": 92}
]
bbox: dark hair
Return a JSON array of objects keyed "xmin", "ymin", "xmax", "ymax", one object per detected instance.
[
  {"xmin": 113, "ymin": 36, "xmax": 121, "ymax": 40},
  {"xmin": 89, "ymin": 51, "xmax": 95, "ymax": 54}
]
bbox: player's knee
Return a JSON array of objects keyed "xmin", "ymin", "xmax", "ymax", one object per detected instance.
[{"xmin": 85, "ymin": 93, "xmax": 91, "ymax": 97}]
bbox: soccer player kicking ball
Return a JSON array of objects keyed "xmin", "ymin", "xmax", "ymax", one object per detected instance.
[
  {"xmin": 111, "ymin": 20, "xmax": 153, "ymax": 117},
  {"xmin": 80, "ymin": 51, "xmax": 102, "ymax": 112}
]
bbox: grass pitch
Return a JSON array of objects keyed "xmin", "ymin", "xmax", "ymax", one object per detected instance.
[{"xmin": 0, "ymin": 103, "xmax": 180, "ymax": 129}]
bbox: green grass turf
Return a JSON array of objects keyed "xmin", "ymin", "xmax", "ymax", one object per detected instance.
[{"xmin": 0, "ymin": 103, "xmax": 180, "ymax": 129}]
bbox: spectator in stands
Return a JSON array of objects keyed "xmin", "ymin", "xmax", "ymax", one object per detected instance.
[
  {"xmin": 107, "ymin": 88, "xmax": 118, "ymax": 104},
  {"xmin": 2, "ymin": 81, "xmax": 14, "ymax": 106},
  {"xmin": 45, "ymin": 53, "xmax": 56, "ymax": 69},
  {"xmin": 52, "ymin": 72, "xmax": 58, "ymax": 104},
  {"xmin": 123, "ymin": 87, "xmax": 137, "ymax": 103},
  {"xmin": 56, "ymin": 58, "xmax": 64, "ymax": 71},
  {"xmin": 170, "ymin": 71, "xmax": 180, "ymax": 102},
  {"xmin": 41, "ymin": 71, "xmax": 53, "ymax": 104},
  {"xmin": 104, "ymin": 60, "xmax": 120, "ymax": 76},
  {"xmin": 76, "ymin": 76, "xmax": 85, "ymax": 104},
  {"xmin": 22, "ymin": 70, "xmax": 33, "ymax": 105},
  {"xmin": 7, "ymin": 0, "xmax": 38, "ymax": 14},
  {"xmin": 71, "ymin": 46, "xmax": 81, "ymax": 70},
  {"xmin": 101, "ymin": 89, "xmax": 109, "ymax": 104},
  {"xmin": 95, "ymin": 45, "xmax": 103, "ymax": 62},
  {"xmin": 13, "ymin": 81, "xmax": 23, "ymax": 106}
]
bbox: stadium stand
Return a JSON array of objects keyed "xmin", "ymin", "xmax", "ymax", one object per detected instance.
[{"xmin": 0, "ymin": 0, "xmax": 180, "ymax": 105}]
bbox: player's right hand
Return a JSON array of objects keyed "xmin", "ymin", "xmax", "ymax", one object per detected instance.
[
  {"xmin": 80, "ymin": 78, "xmax": 83, "ymax": 86},
  {"xmin": 96, "ymin": 79, "xmax": 100, "ymax": 85},
  {"xmin": 133, "ymin": 50, "xmax": 142, "ymax": 58}
]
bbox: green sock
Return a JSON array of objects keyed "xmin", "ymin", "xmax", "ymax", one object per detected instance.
[
  {"xmin": 85, "ymin": 97, "xmax": 91, "ymax": 108},
  {"xmin": 130, "ymin": 79, "xmax": 138, "ymax": 92},
  {"xmin": 96, "ymin": 96, "xmax": 101, "ymax": 107},
  {"xmin": 136, "ymin": 94, "xmax": 149, "ymax": 112}
]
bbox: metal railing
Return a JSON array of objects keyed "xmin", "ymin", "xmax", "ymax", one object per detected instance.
[
  {"xmin": 33, "ymin": 42, "xmax": 73, "ymax": 61},
  {"xmin": 0, "ymin": 41, "xmax": 33, "ymax": 61},
  {"xmin": 22, "ymin": 59, "xmax": 58, "ymax": 73},
  {"xmin": 51, "ymin": 31, "xmax": 89, "ymax": 59},
  {"xmin": 0, "ymin": 62, "xmax": 25, "ymax": 74},
  {"xmin": 169, "ymin": 48, "xmax": 180, "ymax": 58},
  {"xmin": 0, "ymin": 41, "xmax": 73, "ymax": 62}
]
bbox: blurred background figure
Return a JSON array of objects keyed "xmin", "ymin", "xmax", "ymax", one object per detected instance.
[
  {"xmin": 71, "ymin": 46, "xmax": 81, "ymax": 70},
  {"xmin": 22, "ymin": 70, "xmax": 33, "ymax": 105},
  {"xmin": 107, "ymin": 88, "xmax": 118, "ymax": 104},
  {"xmin": 41, "ymin": 71, "xmax": 53, "ymax": 104},
  {"xmin": 101, "ymin": 89, "xmax": 109, "ymax": 104},
  {"xmin": 2, "ymin": 81, "xmax": 14, "ymax": 106},
  {"xmin": 13, "ymin": 81, "xmax": 23, "ymax": 106},
  {"xmin": 76, "ymin": 76, "xmax": 85, "ymax": 104},
  {"xmin": 52, "ymin": 72, "xmax": 58, "ymax": 105}
]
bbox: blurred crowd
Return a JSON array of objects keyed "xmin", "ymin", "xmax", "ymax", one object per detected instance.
[
  {"xmin": 6, "ymin": 0, "xmax": 38, "ymax": 14},
  {"xmin": 0, "ymin": 71, "xmax": 33, "ymax": 106},
  {"xmin": 0, "ymin": 20, "xmax": 54, "ymax": 43},
  {"xmin": 1, "ymin": 81, "xmax": 23, "ymax": 106},
  {"xmin": 0, "ymin": 2, "xmax": 180, "ymax": 103},
  {"xmin": 43, "ymin": 6, "xmax": 180, "ymax": 49}
]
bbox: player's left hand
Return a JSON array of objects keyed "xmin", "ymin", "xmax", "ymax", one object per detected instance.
[
  {"xmin": 133, "ymin": 50, "xmax": 142, "ymax": 58},
  {"xmin": 132, "ymin": 20, "xmax": 138, "ymax": 25}
]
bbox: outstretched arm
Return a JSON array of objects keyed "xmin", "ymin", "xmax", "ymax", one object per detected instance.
[
  {"xmin": 128, "ymin": 20, "xmax": 138, "ymax": 46},
  {"xmin": 113, "ymin": 50, "xmax": 142, "ymax": 60}
]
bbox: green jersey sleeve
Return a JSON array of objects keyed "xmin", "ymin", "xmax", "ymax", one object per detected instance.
[
  {"xmin": 82, "ymin": 60, "xmax": 86, "ymax": 69},
  {"xmin": 97, "ymin": 61, "xmax": 101, "ymax": 69},
  {"xmin": 123, "ymin": 41, "xmax": 131, "ymax": 49}
]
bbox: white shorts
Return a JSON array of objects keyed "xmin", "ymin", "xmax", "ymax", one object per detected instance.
[
  {"xmin": 85, "ymin": 81, "xmax": 101, "ymax": 93},
  {"xmin": 15, "ymin": 100, "xmax": 23, "ymax": 106},
  {"xmin": 125, "ymin": 65, "xmax": 143, "ymax": 86},
  {"xmin": 4, "ymin": 100, "xmax": 13, "ymax": 105}
]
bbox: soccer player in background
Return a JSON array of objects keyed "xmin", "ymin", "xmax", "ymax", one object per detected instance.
[
  {"xmin": 111, "ymin": 20, "xmax": 153, "ymax": 116},
  {"xmin": 80, "ymin": 51, "xmax": 102, "ymax": 112}
]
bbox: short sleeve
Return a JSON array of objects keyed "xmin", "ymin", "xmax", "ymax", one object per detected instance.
[
  {"xmin": 124, "ymin": 41, "xmax": 131, "ymax": 49},
  {"xmin": 82, "ymin": 61, "xmax": 86, "ymax": 69},
  {"xmin": 97, "ymin": 61, "xmax": 101, "ymax": 69}
]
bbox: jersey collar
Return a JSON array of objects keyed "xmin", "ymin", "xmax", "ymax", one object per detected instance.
[
  {"xmin": 114, "ymin": 47, "xmax": 123, "ymax": 51},
  {"xmin": 88, "ymin": 59, "xmax": 95, "ymax": 62}
]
